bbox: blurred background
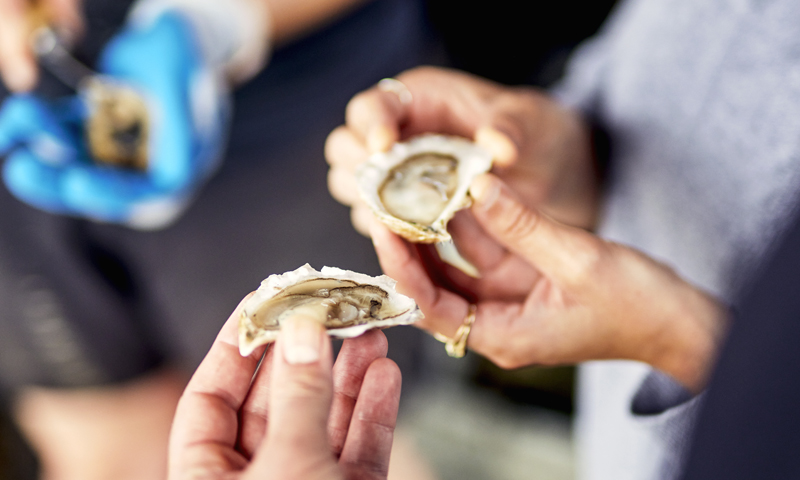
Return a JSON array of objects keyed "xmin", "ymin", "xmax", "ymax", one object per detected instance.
[{"xmin": 0, "ymin": 0, "xmax": 617, "ymax": 478}]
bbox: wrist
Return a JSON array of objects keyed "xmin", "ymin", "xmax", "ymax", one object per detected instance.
[
  {"xmin": 645, "ymin": 280, "xmax": 728, "ymax": 393},
  {"xmin": 128, "ymin": 0, "xmax": 272, "ymax": 84}
]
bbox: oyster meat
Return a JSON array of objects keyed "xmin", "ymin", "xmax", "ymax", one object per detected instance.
[
  {"xmin": 357, "ymin": 134, "xmax": 493, "ymax": 276},
  {"xmin": 239, "ymin": 264, "xmax": 422, "ymax": 356},
  {"xmin": 84, "ymin": 76, "xmax": 150, "ymax": 171},
  {"xmin": 357, "ymin": 134, "xmax": 493, "ymax": 244}
]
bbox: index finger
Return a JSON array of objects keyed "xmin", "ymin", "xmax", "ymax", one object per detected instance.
[
  {"xmin": 169, "ymin": 294, "xmax": 264, "ymax": 473},
  {"xmin": 345, "ymin": 84, "xmax": 406, "ymax": 153}
]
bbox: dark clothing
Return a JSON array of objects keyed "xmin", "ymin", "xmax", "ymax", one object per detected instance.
[{"xmin": 682, "ymin": 206, "xmax": 800, "ymax": 480}]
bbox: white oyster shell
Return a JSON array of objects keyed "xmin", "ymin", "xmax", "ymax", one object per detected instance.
[
  {"xmin": 357, "ymin": 134, "xmax": 493, "ymax": 243},
  {"xmin": 238, "ymin": 264, "xmax": 422, "ymax": 356}
]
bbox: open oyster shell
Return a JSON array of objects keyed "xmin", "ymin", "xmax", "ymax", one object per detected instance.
[
  {"xmin": 239, "ymin": 264, "xmax": 423, "ymax": 356},
  {"xmin": 357, "ymin": 134, "xmax": 493, "ymax": 244}
]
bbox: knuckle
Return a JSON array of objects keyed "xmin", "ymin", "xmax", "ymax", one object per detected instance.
[
  {"xmin": 284, "ymin": 370, "xmax": 329, "ymax": 400},
  {"xmin": 327, "ymin": 169, "xmax": 353, "ymax": 206},
  {"xmin": 497, "ymin": 202, "xmax": 541, "ymax": 244},
  {"xmin": 480, "ymin": 329, "xmax": 524, "ymax": 370},
  {"xmin": 488, "ymin": 344, "xmax": 528, "ymax": 370}
]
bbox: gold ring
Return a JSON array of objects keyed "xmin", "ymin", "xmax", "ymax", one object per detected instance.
[
  {"xmin": 432, "ymin": 304, "xmax": 477, "ymax": 358},
  {"xmin": 377, "ymin": 78, "xmax": 413, "ymax": 105}
]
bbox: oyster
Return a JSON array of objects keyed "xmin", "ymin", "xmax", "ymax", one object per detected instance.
[
  {"xmin": 239, "ymin": 264, "xmax": 422, "ymax": 356},
  {"xmin": 84, "ymin": 77, "xmax": 150, "ymax": 170},
  {"xmin": 357, "ymin": 134, "xmax": 493, "ymax": 275}
]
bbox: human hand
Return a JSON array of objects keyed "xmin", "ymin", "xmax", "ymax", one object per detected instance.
[
  {"xmin": 371, "ymin": 173, "xmax": 728, "ymax": 393},
  {"xmin": 0, "ymin": 10, "xmax": 228, "ymax": 228},
  {"xmin": 0, "ymin": 0, "xmax": 84, "ymax": 92},
  {"xmin": 325, "ymin": 66, "xmax": 599, "ymax": 236},
  {"xmin": 169, "ymin": 297, "xmax": 402, "ymax": 480}
]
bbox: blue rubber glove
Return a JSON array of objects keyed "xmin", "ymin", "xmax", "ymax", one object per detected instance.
[{"xmin": 0, "ymin": 11, "xmax": 228, "ymax": 229}]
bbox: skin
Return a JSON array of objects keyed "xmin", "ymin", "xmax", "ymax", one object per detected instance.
[
  {"xmin": 0, "ymin": 0, "xmax": 84, "ymax": 91},
  {"xmin": 371, "ymin": 174, "xmax": 727, "ymax": 393},
  {"xmin": 325, "ymin": 66, "xmax": 729, "ymax": 393},
  {"xmin": 169, "ymin": 297, "xmax": 401, "ymax": 480}
]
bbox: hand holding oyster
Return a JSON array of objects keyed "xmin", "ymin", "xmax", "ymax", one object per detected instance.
[
  {"xmin": 239, "ymin": 264, "xmax": 423, "ymax": 356},
  {"xmin": 356, "ymin": 134, "xmax": 493, "ymax": 276}
]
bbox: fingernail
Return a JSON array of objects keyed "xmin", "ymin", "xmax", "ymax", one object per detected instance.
[
  {"xmin": 282, "ymin": 313, "xmax": 325, "ymax": 365},
  {"xmin": 475, "ymin": 126, "xmax": 517, "ymax": 166},
  {"xmin": 470, "ymin": 174, "xmax": 501, "ymax": 210},
  {"xmin": 367, "ymin": 125, "xmax": 394, "ymax": 153}
]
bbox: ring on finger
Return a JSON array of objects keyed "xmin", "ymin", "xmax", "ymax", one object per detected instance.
[{"xmin": 432, "ymin": 304, "xmax": 477, "ymax": 358}]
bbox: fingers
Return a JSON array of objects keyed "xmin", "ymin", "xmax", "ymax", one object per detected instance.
[
  {"xmin": 250, "ymin": 313, "xmax": 336, "ymax": 474},
  {"xmin": 473, "ymin": 89, "xmax": 544, "ymax": 169},
  {"xmin": 470, "ymin": 173, "xmax": 604, "ymax": 290},
  {"xmin": 342, "ymin": 67, "xmax": 508, "ymax": 152},
  {"xmin": 445, "ymin": 215, "xmax": 538, "ymax": 300},
  {"xmin": 327, "ymin": 329, "xmax": 389, "ymax": 456},
  {"xmin": 327, "ymin": 162, "xmax": 361, "ymax": 207},
  {"xmin": 338, "ymin": 358, "xmax": 401, "ymax": 480},
  {"xmin": 351, "ymin": 204, "xmax": 373, "ymax": 237},
  {"xmin": 370, "ymin": 221, "xmax": 532, "ymax": 365},
  {"xmin": 370, "ymin": 221, "xmax": 470, "ymax": 338},
  {"xmin": 446, "ymin": 211, "xmax": 508, "ymax": 274},
  {"xmin": 168, "ymin": 294, "xmax": 262, "ymax": 476},
  {"xmin": 236, "ymin": 346, "xmax": 275, "ymax": 459},
  {"xmin": 344, "ymin": 86, "xmax": 405, "ymax": 153},
  {"xmin": 0, "ymin": 0, "xmax": 37, "ymax": 91},
  {"xmin": 475, "ymin": 125, "xmax": 519, "ymax": 168},
  {"xmin": 325, "ymin": 125, "xmax": 369, "ymax": 170}
]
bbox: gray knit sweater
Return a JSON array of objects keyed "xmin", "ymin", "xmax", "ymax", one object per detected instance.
[{"xmin": 554, "ymin": 1, "xmax": 800, "ymax": 478}]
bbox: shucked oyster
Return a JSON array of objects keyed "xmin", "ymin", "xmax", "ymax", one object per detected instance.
[
  {"xmin": 357, "ymin": 134, "xmax": 493, "ymax": 275},
  {"xmin": 357, "ymin": 135, "xmax": 493, "ymax": 243},
  {"xmin": 239, "ymin": 264, "xmax": 422, "ymax": 356}
]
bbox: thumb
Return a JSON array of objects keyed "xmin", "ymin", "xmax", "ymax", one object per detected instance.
[
  {"xmin": 469, "ymin": 173, "xmax": 603, "ymax": 288},
  {"xmin": 251, "ymin": 308, "xmax": 335, "ymax": 470}
]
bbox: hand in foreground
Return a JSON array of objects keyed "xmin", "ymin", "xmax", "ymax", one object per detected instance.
[
  {"xmin": 371, "ymin": 173, "xmax": 728, "ymax": 393},
  {"xmin": 326, "ymin": 66, "xmax": 599, "ymax": 235},
  {"xmin": 0, "ymin": 10, "xmax": 227, "ymax": 229},
  {"xmin": 169, "ymin": 298, "xmax": 401, "ymax": 480},
  {"xmin": 0, "ymin": 0, "xmax": 83, "ymax": 92}
]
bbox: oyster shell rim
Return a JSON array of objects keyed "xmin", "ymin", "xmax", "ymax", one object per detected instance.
[{"xmin": 238, "ymin": 264, "xmax": 423, "ymax": 356}]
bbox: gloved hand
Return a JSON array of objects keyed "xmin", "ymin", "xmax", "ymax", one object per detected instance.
[{"xmin": 0, "ymin": 1, "xmax": 269, "ymax": 229}]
